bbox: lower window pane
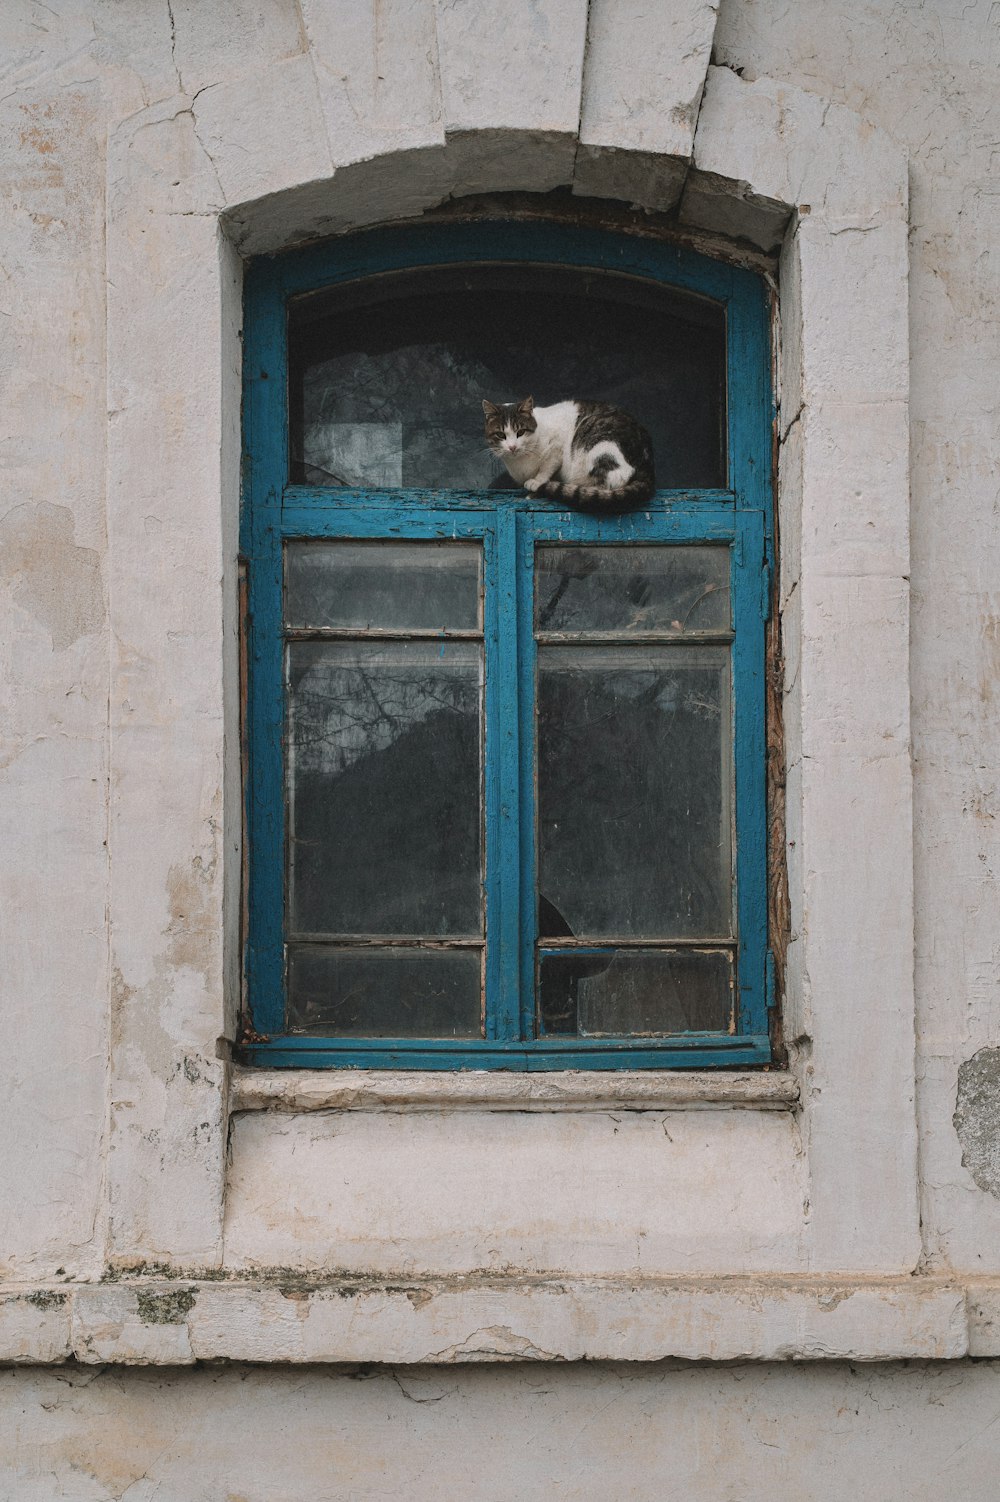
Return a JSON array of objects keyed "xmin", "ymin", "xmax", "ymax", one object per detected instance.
[
  {"xmin": 287, "ymin": 945, "xmax": 484, "ymax": 1037},
  {"xmin": 537, "ymin": 645, "xmax": 732, "ymax": 939},
  {"xmin": 287, "ymin": 640, "xmax": 482, "ymax": 937},
  {"xmin": 538, "ymin": 948, "xmax": 733, "ymax": 1036}
]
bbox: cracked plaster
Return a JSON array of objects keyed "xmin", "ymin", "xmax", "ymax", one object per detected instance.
[
  {"xmin": 0, "ymin": 0, "xmax": 977, "ymax": 1367},
  {"xmin": 4, "ymin": 0, "xmax": 1000, "ymax": 1482}
]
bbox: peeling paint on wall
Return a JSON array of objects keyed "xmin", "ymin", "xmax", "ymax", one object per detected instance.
[{"xmin": 954, "ymin": 1048, "xmax": 1000, "ymax": 1199}]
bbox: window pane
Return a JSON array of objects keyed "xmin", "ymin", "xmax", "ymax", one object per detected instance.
[
  {"xmin": 288, "ymin": 265, "xmax": 725, "ymax": 490},
  {"xmin": 538, "ymin": 948, "xmax": 733, "ymax": 1036},
  {"xmin": 287, "ymin": 640, "xmax": 482, "ymax": 937},
  {"xmin": 537, "ymin": 645, "xmax": 732, "ymax": 939},
  {"xmin": 285, "ymin": 540, "xmax": 482, "ymax": 632},
  {"xmin": 287, "ymin": 945, "xmax": 483, "ymax": 1037},
  {"xmin": 535, "ymin": 545, "xmax": 730, "ymax": 635}
]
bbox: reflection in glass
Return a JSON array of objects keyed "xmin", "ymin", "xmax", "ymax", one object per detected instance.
[
  {"xmin": 537, "ymin": 645, "xmax": 732, "ymax": 939},
  {"xmin": 287, "ymin": 640, "xmax": 482, "ymax": 937},
  {"xmin": 538, "ymin": 948, "xmax": 733, "ymax": 1036},
  {"xmin": 535, "ymin": 545, "xmax": 730, "ymax": 635},
  {"xmin": 287, "ymin": 945, "xmax": 483, "ymax": 1037},
  {"xmin": 288, "ymin": 264, "xmax": 725, "ymax": 490},
  {"xmin": 285, "ymin": 540, "xmax": 482, "ymax": 632}
]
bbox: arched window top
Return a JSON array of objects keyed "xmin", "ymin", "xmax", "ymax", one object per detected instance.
[
  {"xmin": 246, "ymin": 218, "xmax": 770, "ymax": 510},
  {"xmin": 288, "ymin": 262, "xmax": 726, "ymax": 490}
]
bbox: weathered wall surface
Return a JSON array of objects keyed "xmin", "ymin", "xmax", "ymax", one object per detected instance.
[
  {"xmin": 224, "ymin": 1107, "xmax": 806, "ymax": 1275},
  {"xmin": 713, "ymin": 0, "xmax": 1000, "ymax": 1278},
  {"xmin": 6, "ymin": 1360, "xmax": 1000, "ymax": 1501},
  {"xmin": 3, "ymin": 0, "xmax": 924, "ymax": 1293},
  {"xmin": 0, "ymin": 18, "xmax": 110, "ymax": 1282},
  {"xmin": 3, "ymin": 0, "xmax": 1000, "ymax": 1487}
]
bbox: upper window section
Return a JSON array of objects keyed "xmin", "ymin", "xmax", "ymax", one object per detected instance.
[{"xmin": 287, "ymin": 265, "xmax": 726, "ymax": 491}]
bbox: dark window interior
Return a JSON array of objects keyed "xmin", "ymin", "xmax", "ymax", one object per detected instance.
[{"xmin": 288, "ymin": 264, "xmax": 726, "ymax": 490}]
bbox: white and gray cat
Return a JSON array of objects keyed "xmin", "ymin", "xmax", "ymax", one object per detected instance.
[{"xmin": 482, "ymin": 396, "xmax": 656, "ymax": 509}]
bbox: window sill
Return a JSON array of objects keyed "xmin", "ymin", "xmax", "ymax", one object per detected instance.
[
  {"xmin": 229, "ymin": 1065, "xmax": 798, "ymax": 1113},
  {"xmin": 3, "ymin": 1275, "xmax": 975, "ymax": 1366}
]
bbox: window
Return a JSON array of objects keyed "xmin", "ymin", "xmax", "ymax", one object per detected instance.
[{"xmin": 241, "ymin": 221, "xmax": 773, "ymax": 1069}]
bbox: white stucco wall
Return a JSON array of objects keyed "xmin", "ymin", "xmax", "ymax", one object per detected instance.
[
  {"xmin": 7, "ymin": 1360, "xmax": 1000, "ymax": 1501},
  {"xmin": 3, "ymin": 0, "xmax": 1000, "ymax": 1488},
  {"xmin": 713, "ymin": 0, "xmax": 1000, "ymax": 1282}
]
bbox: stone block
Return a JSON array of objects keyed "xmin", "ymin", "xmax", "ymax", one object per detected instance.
[
  {"xmin": 680, "ymin": 167, "xmax": 791, "ymax": 251},
  {"xmin": 436, "ymin": 0, "xmax": 588, "ymax": 134},
  {"xmin": 690, "ymin": 66, "xmax": 907, "ymax": 224},
  {"xmin": 191, "ymin": 53, "xmax": 331, "ymax": 208},
  {"xmin": 795, "ymin": 213, "xmax": 909, "ymax": 404},
  {"xmin": 299, "ymin": 0, "xmax": 443, "ymax": 163},
  {"xmin": 576, "ymin": 0, "xmax": 719, "ymax": 208},
  {"xmin": 73, "ymin": 1286, "xmax": 196, "ymax": 1364},
  {"xmin": 798, "ymin": 575, "xmax": 910, "ymax": 751},
  {"xmin": 0, "ymin": 1293, "xmax": 72, "ymax": 1365},
  {"xmin": 796, "ymin": 402, "xmax": 910, "ymax": 578},
  {"xmin": 167, "ymin": 0, "xmax": 306, "ymax": 98}
]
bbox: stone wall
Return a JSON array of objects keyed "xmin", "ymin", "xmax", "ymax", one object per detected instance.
[{"xmin": 3, "ymin": 0, "xmax": 1000, "ymax": 1492}]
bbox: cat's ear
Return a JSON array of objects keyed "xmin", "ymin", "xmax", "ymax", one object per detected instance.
[
  {"xmin": 482, "ymin": 399, "xmax": 500, "ymax": 416},
  {"xmin": 517, "ymin": 396, "xmax": 535, "ymax": 413}
]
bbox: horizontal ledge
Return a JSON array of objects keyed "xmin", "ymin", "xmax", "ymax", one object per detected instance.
[
  {"xmin": 2, "ymin": 1276, "xmax": 976, "ymax": 1366},
  {"xmin": 281, "ymin": 486, "xmax": 737, "ymax": 508},
  {"xmin": 283, "ymin": 628, "xmax": 484, "ymax": 641},
  {"xmin": 236, "ymin": 1037, "xmax": 771, "ymax": 1070},
  {"xmin": 284, "ymin": 629, "xmax": 734, "ymax": 644},
  {"xmin": 275, "ymin": 507, "xmax": 742, "ymax": 543},
  {"xmin": 536, "ymin": 631, "xmax": 735, "ymax": 644},
  {"xmin": 536, "ymin": 938, "xmax": 735, "ymax": 950},
  {"xmin": 286, "ymin": 935, "xmax": 484, "ymax": 948},
  {"xmin": 230, "ymin": 1066, "xmax": 797, "ymax": 1113},
  {"xmin": 285, "ymin": 938, "xmax": 733, "ymax": 950}
]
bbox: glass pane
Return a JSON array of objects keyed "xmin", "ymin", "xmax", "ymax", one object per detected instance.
[
  {"xmin": 287, "ymin": 640, "xmax": 482, "ymax": 936},
  {"xmin": 539, "ymin": 949, "xmax": 733, "ymax": 1036},
  {"xmin": 288, "ymin": 265, "xmax": 725, "ymax": 490},
  {"xmin": 287, "ymin": 945, "xmax": 483, "ymax": 1037},
  {"xmin": 285, "ymin": 540, "xmax": 482, "ymax": 632},
  {"xmin": 537, "ymin": 645, "xmax": 732, "ymax": 939},
  {"xmin": 535, "ymin": 545, "xmax": 730, "ymax": 635}
]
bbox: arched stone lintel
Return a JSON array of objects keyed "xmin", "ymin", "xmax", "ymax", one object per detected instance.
[{"xmin": 214, "ymin": 129, "xmax": 706, "ymax": 260}]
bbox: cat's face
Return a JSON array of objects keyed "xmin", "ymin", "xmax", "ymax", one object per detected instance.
[{"xmin": 483, "ymin": 397, "xmax": 537, "ymax": 458}]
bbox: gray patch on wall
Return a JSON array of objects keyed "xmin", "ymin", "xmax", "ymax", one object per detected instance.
[
  {"xmin": 954, "ymin": 1047, "xmax": 1000, "ymax": 1198},
  {"xmin": 0, "ymin": 500, "xmax": 102, "ymax": 651}
]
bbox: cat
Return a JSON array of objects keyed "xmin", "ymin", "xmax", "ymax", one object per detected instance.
[{"xmin": 482, "ymin": 396, "xmax": 656, "ymax": 509}]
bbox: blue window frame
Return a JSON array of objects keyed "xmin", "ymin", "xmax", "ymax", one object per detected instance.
[{"xmin": 241, "ymin": 221, "xmax": 774, "ymax": 1070}]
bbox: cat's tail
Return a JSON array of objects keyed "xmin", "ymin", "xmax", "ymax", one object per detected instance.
[{"xmin": 532, "ymin": 478, "xmax": 656, "ymax": 513}]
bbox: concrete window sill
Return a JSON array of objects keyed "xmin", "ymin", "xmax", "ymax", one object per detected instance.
[
  {"xmin": 229, "ymin": 1066, "xmax": 799, "ymax": 1114},
  {"xmin": 2, "ymin": 1275, "xmax": 984, "ymax": 1367}
]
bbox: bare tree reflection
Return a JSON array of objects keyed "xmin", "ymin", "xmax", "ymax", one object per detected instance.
[{"xmin": 288, "ymin": 646, "xmax": 481, "ymax": 937}]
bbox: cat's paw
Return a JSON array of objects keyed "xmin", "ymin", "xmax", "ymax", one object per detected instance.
[{"xmin": 523, "ymin": 478, "xmax": 544, "ymax": 493}]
